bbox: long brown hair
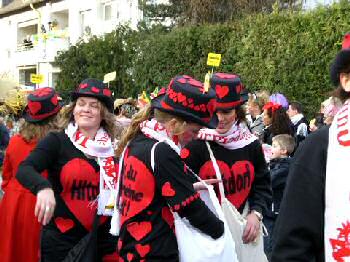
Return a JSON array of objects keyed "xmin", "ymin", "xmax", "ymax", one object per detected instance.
[
  {"xmin": 59, "ymin": 100, "xmax": 121, "ymax": 139},
  {"xmin": 20, "ymin": 115, "xmax": 60, "ymax": 143}
]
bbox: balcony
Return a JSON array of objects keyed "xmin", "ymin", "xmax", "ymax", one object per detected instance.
[{"xmin": 14, "ymin": 29, "xmax": 70, "ymax": 66}]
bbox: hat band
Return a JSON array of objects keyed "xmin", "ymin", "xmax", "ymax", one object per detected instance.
[
  {"xmin": 28, "ymin": 105, "xmax": 61, "ymax": 120},
  {"xmin": 216, "ymin": 100, "xmax": 243, "ymax": 109}
]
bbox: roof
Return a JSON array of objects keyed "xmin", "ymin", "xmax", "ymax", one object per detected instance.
[{"xmin": 0, "ymin": 0, "xmax": 47, "ymax": 17}]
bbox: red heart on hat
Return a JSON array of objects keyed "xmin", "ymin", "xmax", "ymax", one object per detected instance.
[
  {"xmin": 51, "ymin": 96, "xmax": 58, "ymax": 105},
  {"xmin": 216, "ymin": 85, "xmax": 229, "ymax": 99},
  {"xmin": 180, "ymin": 148, "xmax": 190, "ymax": 159},
  {"xmin": 80, "ymin": 83, "xmax": 88, "ymax": 89},
  {"xmin": 216, "ymin": 73, "xmax": 237, "ymax": 79},
  {"xmin": 177, "ymin": 93, "xmax": 187, "ymax": 103},
  {"xmin": 127, "ymin": 253, "xmax": 134, "ymax": 261},
  {"xmin": 162, "ymin": 207, "xmax": 174, "ymax": 228},
  {"xmin": 103, "ymin": 89, "xmax": 111, "ymax": 97},
  {"xmin": 91, "ymin": 87, "xmax": 100, "ymax": 93},
  {"xmin": 28, "ymin": 101, "xmax": 42, "ymax": 115},
  {"xmin": 135, "ymin": 244, "xmax": 151, "ymax": 258},
  {"xmin": 177, "ymin": 78, "xmax": 187, "ymax": 84},
  {"xmin": 127, "ymin": 221, "xmax": 152, "ymax": 241},
  {"xmin": 162, "ymin": 182, "xmax": 176, "ymax": 197},
  {"xmin": 55, "ymin": 217, "xmax": 75, "ymax": 233},
  {"xmin": 236, "ymin": 84, "xmax": 243, "ymax": 94}
]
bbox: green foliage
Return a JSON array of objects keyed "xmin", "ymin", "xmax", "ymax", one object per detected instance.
[{"xmin": 55, "ymin": 2, "xmax": 350, "ymax": 116}]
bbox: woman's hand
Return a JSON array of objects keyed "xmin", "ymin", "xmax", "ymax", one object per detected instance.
[
  {"xmin": 35, "ymin": 188, "xmax": 56, "ymax": 225},
  {"xmin": 242, "ymin": 212, "xmax": 261, "ymax": 243},
  {"xmin": 193, "ymin": 179, "xmax": 221, "ymax": 191}
]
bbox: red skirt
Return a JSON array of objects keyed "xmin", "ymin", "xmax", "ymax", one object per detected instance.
[{"xmin": 0, "ymin": 187, "xmax": 41, "ymax": 262}]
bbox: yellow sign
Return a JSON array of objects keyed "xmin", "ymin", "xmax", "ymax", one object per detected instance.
[
  {"xmin": 103, "ymin": 71, "xmax": 116, "ymax": 83},
  {"xmin": 30, "ymin": 74, "xmax": 44, "ymax": 84},
  {"xmin": 207, "ymin": 53, "xmax": 222, "ymax": 67}
]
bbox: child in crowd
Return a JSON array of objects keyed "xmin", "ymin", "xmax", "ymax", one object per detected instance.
[{"xmin": 263, "ymin": 134, "xmax": 295, "ymax": 259}]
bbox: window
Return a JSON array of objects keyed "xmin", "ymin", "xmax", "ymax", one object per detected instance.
[
  {"xmin": 80, "ymin": 10, "xmax": 92, "ymax": 36},
  {"xmin": 104, "ymin": 4, "xmax": 112, "ymax": 21},
  {"xmin": 19, "ymin": 67, "xmax": 36, "ymax": 89}
]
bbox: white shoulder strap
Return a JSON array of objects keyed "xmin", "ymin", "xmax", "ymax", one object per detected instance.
[{"xmin": 205, "ymin": 141, "xmax": 226, "ymax": 199}]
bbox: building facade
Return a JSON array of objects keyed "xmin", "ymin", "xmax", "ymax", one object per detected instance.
[{"xmin": 0, "ymin": 0, "xmax": 143, "ymax": 90}]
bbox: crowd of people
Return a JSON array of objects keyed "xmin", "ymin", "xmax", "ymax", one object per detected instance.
[{"xmin": 0, "ymin": 34, "xmax": 349, "ymax": 262}]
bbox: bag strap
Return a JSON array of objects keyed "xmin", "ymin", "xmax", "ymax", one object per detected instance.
[{"xmin": 205, "ymin": 141, "xmax": 226, "ymax": 199}]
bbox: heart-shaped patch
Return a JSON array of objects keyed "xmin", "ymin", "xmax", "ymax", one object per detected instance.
[
  {"xmin": 120, "ymin": 156, "xmax": 155, "ymax": 224},
  {"xmin": 177, "ymin": 92, "xmax": 187, "ymax": 103},
  {"xmin": 135, "ymin": 244, "xmax": 151, "ymax": 258},
  {"xmin": 60, "ymin": 158, "xmax": 99, "ymax": 231},
  {"xmin": 103, "ymin": 89, "xmax": 111, "ymax": 97},
  {"xmin": 28, "ymin": 101, "xmax": 42, "ymax": 115},
  {"xmin": 199, "ymin": 160, "xmax": 255, "ymax": 209},
  {"xmin": 127, "ymin": 253, "xmax": 134, "ymax": 261},
  {"xmin": 216, "ymin": 85, "xmax": 229, "ymax": 99},
  {"xmin": 215, "ymin": 73, "xmax": 237, "ymax": 79},
  {"xmin": 127, "ymin": 221, "xmax": 152, "ymax": 241},
  {"xmin": 55, "ymin": 217, "xmax": 74, "ymax": 233},
  {"xmin": 162, "ymin": 207, "xmax": 174, "ymax": 228},
  {"xmin": 180, "ymin": 148, "xmax": 190, "ymax": 159},
  {"xmin": 51, "ymin": 96, "xmax": 58, "ymax": 105},
  {"xmin": 161, "ymin": 182, "xmax": 176, "ymax": 197}
]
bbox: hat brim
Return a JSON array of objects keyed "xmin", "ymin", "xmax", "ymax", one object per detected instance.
[
  {"xmin": 71, "ymin": 92, "xmax": 114, "ymax": 112},
  {"xmin": 330, "ymin": 49, "xmax": 350, "ymax": 86},
  {"xmin": 151, "ymin": 95, "xmax": 218, "ymax": 129},
  {"xmin": 22, "ymin": 104, "xmax": 61, "ymax": 123}
]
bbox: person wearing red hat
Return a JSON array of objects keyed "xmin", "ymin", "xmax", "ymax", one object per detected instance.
[
  {"xmin": 16, "ymin": 79, "xmax": 119, "ymax": 261},
  {"xmin": 183, "ymin": 73, "xmax": 271, "ymax": 245},
  {"xmin": 114, "ymin": 75, "xmax": 226, "ymax": 261},
  {"xmin": 271, "ymin": 34, "xmax": 350, "ymax": 262},
  {"xmin": 0, "ymin": 87, "xmax": 61, "ymax": 262}
]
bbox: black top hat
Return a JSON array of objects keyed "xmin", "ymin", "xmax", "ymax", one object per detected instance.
[
  {"xmin": 151, "ymin": 75, "xmax": 218, "ymax": 128},
  {"xmin": 71, "ymin": 78, "xmax": 113, "ymax": 112},
  {"xmin": 23, "ymin": 87, "xmax": 61, "ymax": 123},
  {"xmin": 210, "ymin": 73, "xmax": 244, "ymax": 110},
  {"xmin": 330, "ymin": 33, "xmax": 350, "ymax": 86}
]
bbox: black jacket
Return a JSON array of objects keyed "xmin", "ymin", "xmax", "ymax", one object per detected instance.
[
  {"xmin": 271, "ymin": 126, "xmax": 328, "ymax": 262},
  {"xmin": 265, "ymin": 157, "xmax": 291, "ymax": 218}
]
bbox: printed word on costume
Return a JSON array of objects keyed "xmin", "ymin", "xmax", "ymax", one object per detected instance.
[
  {"xmin": 65, "ymin": 122, "xmax": 117, "ymax": 216},
  {"xmin": 325, "ymin": 100, "xmax": 350, "ymax": 262}
]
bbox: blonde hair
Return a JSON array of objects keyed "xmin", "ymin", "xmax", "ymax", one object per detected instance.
[
  {"xmin": 59, "ymin": 100, "xmax": 121, "ymax": 140},
  {"xmin": 272, "ymin": 134, "xmax": 296, "ymax": 156},
  {"xmin": 20, "ymin": 115, "xmax": 60, "ymax": 143},
  {"xmin": 116, "ymin": 106, "xmax": 187, "ymax": 157}
]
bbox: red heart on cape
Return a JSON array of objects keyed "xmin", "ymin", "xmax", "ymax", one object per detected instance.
[
  {"xmin": 161, "ymin": 182, "xmax": 176, "ymax": 197},
  {"xmin": 199, "ymin": 160, "xmax": 255, "ymax": 209},
  {"xmin": 135, "ymin": 244, "xmax": 151, "ymax": 258},
  {"xmin": 127, "ymin": 221, "xmax": 152, "ymax": 241},
  {"xmin": 216, "ymin": 85, "xmax": 229, "ymax": 99},
  {"xmin": 162, "ymin": 207, "xmax": 174, "ymax": 228},
  {"xmin": 117, "ymin": 239, "xmax": 123, "ymax": 251},
  {"xmin": 120, "ymin": 156, "xmax": 155, "ymax": 224},
  {"xmin": 60, "ymin": 158, "xmax": 99, "ymax": 231},
  {"xmin": 180, "ymin": 148, "xmax": 190, "ymax": 159},
  {"xmin": 55, "ymin": 217, "xmax": 75, "ymax": 233},
  {"xmin": 28, "ymin": 101, "xmax": 42, "ymax": 114}
]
